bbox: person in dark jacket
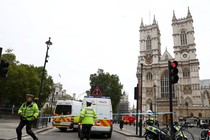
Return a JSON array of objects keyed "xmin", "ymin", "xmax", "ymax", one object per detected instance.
[{"xmin": 119, "ymin": 119, "xmax": 124, "ymax": 130}]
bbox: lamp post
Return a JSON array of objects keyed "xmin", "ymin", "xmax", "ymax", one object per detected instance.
[
  {"xmin": 153, "ymin": 84, "xmax": 157, "ymax": 118},
  {"xmin": 38, "ymin": 37, "xmax": 52, "ymax": 106},
  {"xmin": 136, "ymin": 63, "xmax": 143, "ymax": 137}
]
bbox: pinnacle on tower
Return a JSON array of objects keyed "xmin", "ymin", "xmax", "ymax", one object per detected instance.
[
  {"xmin": 153, "ymin": 15, "xmax": 156, "ymax": 25},
  {"xmin": 187, "ymin": 7, "xmax": 192, "ymax": 18},
  {"xmin": 140, "ymin": 18, "xmax": 144, "ymax": 27},
  {"xmin": 172, "ymin": 10, "xmax": 177, "ymax": 21}
]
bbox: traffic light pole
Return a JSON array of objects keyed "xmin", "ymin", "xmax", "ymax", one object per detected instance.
[
  {"xmin": 139, "ymin": 63, "xmax": 143, "ymax": 137},
  {"xmin": 135, "ymin": 88, "xmax": 139, "ymax": 135},
  {"xmin": 168, "ymin": 61, "xmax": 174, "ymax": 135}
]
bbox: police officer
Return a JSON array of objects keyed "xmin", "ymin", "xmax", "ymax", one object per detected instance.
[
  {"xmin": 16, "ymin": 94, "xmax": 39, "ymax": 140},
  {"xmin": 79, "ymin": 100, "xmax": 97, "ymax": 140},
  {"xmin": 145, "ymin": 110, "xmax": 159, "ymax": 127}
]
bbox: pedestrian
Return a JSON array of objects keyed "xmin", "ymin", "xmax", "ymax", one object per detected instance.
[
  {"xmin": 16, "ymin": 94, "xmax": 39, "ymax": 140},
  {"xmin": 119, "ymin": 119, "xmax": 124, "ymax": 130},
  {"xmin": 79, "ymin": 100, "xmax": 97, "ymax": 140}
]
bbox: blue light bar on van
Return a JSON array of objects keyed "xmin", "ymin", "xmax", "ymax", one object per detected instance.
[
  {"xmin": 101, "ymin": 96, "xmax": 110, "ymax": 99},
  {"xmin": 84, "ymin": 96, "xmax": 110, "ymax": 99}
]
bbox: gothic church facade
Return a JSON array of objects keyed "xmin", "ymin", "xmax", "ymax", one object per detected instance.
[{"xmin": 136, "ymin": 8, "xmax": 210, "ymax": 124}]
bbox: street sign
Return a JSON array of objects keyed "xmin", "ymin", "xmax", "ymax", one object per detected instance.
[{"xmin": 91, "ymin": 86, "xmax": 103, "ymax": 96}]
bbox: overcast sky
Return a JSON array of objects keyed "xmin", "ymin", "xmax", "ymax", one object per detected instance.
[{"xmin": 0, "ymin": 0, "xmax": 210, "ymax": 107}]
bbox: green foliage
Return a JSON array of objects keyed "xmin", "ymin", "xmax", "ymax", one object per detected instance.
[
  {"xmin": 0, "ymin": 49, "xmax": 54, "ymax": 108},
  {"xmin": 89, "ymin": 69, "xmax": 123, "ymax": 113},
  {"xmin": 43, "ymin": 106, "xmax": 54, "ymax": 115}
]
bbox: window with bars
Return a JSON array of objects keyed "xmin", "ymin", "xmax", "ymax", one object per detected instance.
[
  {"xmin": 161, "ymin": 70, "xmax": 175, "ymax": 98},
  {"xmin": 180, "ymin": 30, "xmax": 187, "ymax": 45},
  {"xmin": 146, "ymin": 36, "xmax": 151, "ymax": 50},
  {"xmin": 146, "ymin": 72, "xmax": 153, "ymax": 80},
  {"xmin": 183, "ymin": 68, "xmax": 190, "ymax": 78}
]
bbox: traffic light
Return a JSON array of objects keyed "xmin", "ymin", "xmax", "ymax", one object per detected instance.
[
  {"xmin": 0, "ymin": 59, "xmax": 9, "ymax": 78},
  {"xmin": 134, "ymin": 84, "xmax": 138, "ymax": 100},
  {"xmin": 169, "ymin": 61, "xmax": 179, "ymax": 84}
]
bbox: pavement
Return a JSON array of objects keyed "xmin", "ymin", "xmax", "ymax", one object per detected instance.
[
  {"xmin": 113, "ymin": 123, "xmax": 145, "ymax": 139},
  {"xmin": 0, "ymin": 119, "xmax": 52, "ymax": 140},
  {"xmin": 0, "ymin": 119, "xmax": 145, "ymax": 140}
]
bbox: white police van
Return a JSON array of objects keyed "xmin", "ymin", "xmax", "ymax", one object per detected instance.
[
  {"xmin": 78, "ymin": 96, "xmax": 113, "ymax": 138},
  {"xmin": 53, "ymin": 100, "xmax": 82, "ymax": 131}
]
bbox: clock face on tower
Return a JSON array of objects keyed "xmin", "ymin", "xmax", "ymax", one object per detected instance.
[
  {"xmin": 145, "ymin": 54, "xmax": 153, "ymax": 64},
  {"xmin": 181, "ymin": 52, "xmax": 189, "ymax": 60}
]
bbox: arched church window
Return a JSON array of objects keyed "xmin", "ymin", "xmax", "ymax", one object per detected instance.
[
  {"xmin": 150, "ymin": 102, "xmax": 153, "ymax": 111},
  {"xmin": 183, "ymin": 68, "xmax": 190, "ymax": 78},
  {"xmin": 146, "ymin": 72, "xmax": 153, "ymax": 80},
  {"xmin": 161, "ymin": 70, "xmax": 175, "ymax": 98},
  {"xmin": 146, "ymin": 36, "xmax": 151, "ymax": 51},
  {"xmin": 185, "ymin": 102, "xmax": 189, "ymax": 106},
  {"xmin": 190, "ymin": 113, "xmax": 194, "ymax": 117},
  {"xmin": 165, "ymin": 54, "xmax": 168, "ymax": 60},
  {"xmin": 180, "ymin": 30, "xmax": 187, "ymax": 45},
  {"xmin": 198, "ymin": 112, "xmax": 202, "ymax": 117}
]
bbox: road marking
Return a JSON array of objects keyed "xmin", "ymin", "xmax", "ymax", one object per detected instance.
[{"xmin": 38, "ymin": 128, "xmax": 55, "ymax": 135}]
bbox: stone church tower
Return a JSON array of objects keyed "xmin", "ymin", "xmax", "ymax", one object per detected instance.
[{"xmin": 137, "ymin": 7, "xmax": 210, "ymax": 124}]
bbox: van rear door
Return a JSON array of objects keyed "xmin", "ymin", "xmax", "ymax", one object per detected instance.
[{"xmin": 94, "ymin": 98, "xmax": 112, "ymax": 132}]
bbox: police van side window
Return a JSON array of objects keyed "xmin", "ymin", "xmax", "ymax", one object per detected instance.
[{"xmin": 55, "ymin": 105, "xmax": 72, "ymax": 115}]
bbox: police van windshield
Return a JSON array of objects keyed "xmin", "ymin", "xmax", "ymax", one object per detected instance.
[{"xmin": 55, "ymin": 105, "xmax": 72, "ymax": 115}]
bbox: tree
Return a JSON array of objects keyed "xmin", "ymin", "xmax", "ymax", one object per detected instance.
[
  {"xmin": 89, "ymin": 69, "xmax": 123, "ymax": 112},
  {"xmin": 0, "ymin": 49, "xmax": 54, "ymax": 109}
]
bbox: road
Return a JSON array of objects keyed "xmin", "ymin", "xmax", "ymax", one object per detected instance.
[
  {"xmin": 21, "ymin": 125, "xmax": 204, "ymax": 140},
  {"xmin": 121, "ymin": 123, "xmax": 203, "ymax": 139},
  {"xmin": 2, "ymin": 120, "xmax": 203, "ymax": 140},
  {"xmin": 21, "ymin": 128, "xmax": 141, "ymax": 140}
]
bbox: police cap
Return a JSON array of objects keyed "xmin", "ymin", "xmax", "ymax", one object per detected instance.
[
  {"xmin": 86, "ymin": 100, "xmax": 92, "ymax": 104},
  {"xmin": 26, "ymin": 94, "xmax": 34, "ymax": 98}
]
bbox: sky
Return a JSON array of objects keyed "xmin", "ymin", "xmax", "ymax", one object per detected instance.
[{"xmin": 0, "ymin": 0, "xmax": 210, "ymax": 107}]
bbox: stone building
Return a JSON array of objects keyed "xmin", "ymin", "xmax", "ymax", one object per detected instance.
[
  {"xmin": 43, "ymin": 83, "xmax": 73, "ymax": 109},
  {"xmin": 118, "ymin": 91, "xmax": 129, "ymax": 114},
  {"xmin": 136, "ymin": 7, "xmax": 210, "ymax": 124}
]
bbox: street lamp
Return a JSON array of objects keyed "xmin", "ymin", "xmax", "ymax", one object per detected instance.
[
  {"xmin": 136, "ymin": 63, "xmax": 143, "ymax": 137},
  {"xmin": 38, "ymin": 37, "xmax": 52, "ymax": 106}
]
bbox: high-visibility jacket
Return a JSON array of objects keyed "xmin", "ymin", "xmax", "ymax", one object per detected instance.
[
  {"xmin": 80, "ymin": 106, "xmax": 97, "ymax": 125},
  {"xmin": 18, "ymin": 102, "xmax": 39, "ymax": 121}
]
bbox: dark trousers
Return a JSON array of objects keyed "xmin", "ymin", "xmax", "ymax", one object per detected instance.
[
  {"xmin": 16, "ymin": 120, "xmax": 37, "ymax": 140},
  {"xmin": 80, "ymin": 124, "xmax": 93, "ymax": 140}
]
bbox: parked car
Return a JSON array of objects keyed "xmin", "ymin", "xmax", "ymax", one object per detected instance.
[
  {"xmin": 185, "ymin": 122, "xmax": 195, "ymax": 128},
  {"xmin": 181, "ymin": 122, "xmax": 194, "ymax": 128}
]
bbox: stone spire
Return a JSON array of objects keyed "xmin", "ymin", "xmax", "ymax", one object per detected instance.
[
  {"xmin": 172, "ymin": 10, "xmax": 177, "ymax": 21},
  {"xmin": 187, "ymin": 7, "xmax": 192, "ymax": 18},
  {"xmin": 153, "ymin": 15, "xmax": 156, "ymax": 25},
  {"xmin": 140, "ymin": 18, "xmax": 144, "ymax": 27}
]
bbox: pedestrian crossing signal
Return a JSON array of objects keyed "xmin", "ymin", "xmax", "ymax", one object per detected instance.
[
  {"xmin": 134, "ymin": 84, "xmax": 138, "ymax": 100},
  {"xmin": 0, "ymin": 59, "xmax": 9, "ymax": 78}
]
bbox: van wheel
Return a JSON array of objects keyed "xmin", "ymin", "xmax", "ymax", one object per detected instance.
[
  {"xmin": 73, "ymin": 128, "xmax": 78, "ymax": 132},
  {"xmin": 107, "ymin": 132, "xmax": 112, "ymax": 138},
  {"xmin": 60, "ymin": 128, "xmax": 67, "ymax": 132}
]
